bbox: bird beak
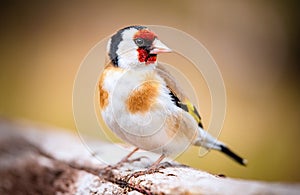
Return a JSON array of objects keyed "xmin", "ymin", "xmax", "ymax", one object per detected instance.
[{"xmin": 150, "ymin": 39, "xmax": 172, "ymax": 54}]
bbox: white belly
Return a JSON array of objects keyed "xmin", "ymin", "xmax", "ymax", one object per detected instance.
[{"xmin": 101, "ymin": 69, "xmax": 198, "ymax": 155}]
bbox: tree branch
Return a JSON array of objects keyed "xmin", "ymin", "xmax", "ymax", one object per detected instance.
[{"xmin": 0, "ymin": 118, "xmax": 299, "ymax": 195}]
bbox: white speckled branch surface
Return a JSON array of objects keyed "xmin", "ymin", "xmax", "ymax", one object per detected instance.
[{"xmin": 0, "ymin": 118, "xmax": 299, "ymax": 195}]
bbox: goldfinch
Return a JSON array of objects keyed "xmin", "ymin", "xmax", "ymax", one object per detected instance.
[{"xmin": 99, "ymin": 25, "xmax": 247, "ymax": 167}]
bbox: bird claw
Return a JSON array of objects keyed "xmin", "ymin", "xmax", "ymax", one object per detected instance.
[
  {"xmin": 125, "ymin": 166, "xmax": 162, "ymax": 181},
  {"xmin": 99, "ymin": 156, "xmax": 149, "ymax": 177},
  {"xmin": 123, "ymin": 156, "xmax": 148, "ymax": 164},
  {"xmin": 114, "ymin": 155, "xmax": 148, "ymax": 168},
  {"xmin": 125, "ymin": 161, "xmax": 172, "ymax": 181},
  {"xmin": 154, "ymin": 161, "xmax": 173, "ymax": 169}
]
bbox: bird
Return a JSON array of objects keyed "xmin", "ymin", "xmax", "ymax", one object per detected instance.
[{"xmin": 98, "ymin": 25, "xmax": 247, "ymax": 169}]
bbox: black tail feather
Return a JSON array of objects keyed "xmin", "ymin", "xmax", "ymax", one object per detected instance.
[{"xmin": 220, "ymin": 145, "xmax": 247, "ymax": 166}]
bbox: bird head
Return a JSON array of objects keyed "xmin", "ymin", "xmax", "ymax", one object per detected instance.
[{"xmin": 107, "ymin": 25, "xmax": 172, "ymax": 69}]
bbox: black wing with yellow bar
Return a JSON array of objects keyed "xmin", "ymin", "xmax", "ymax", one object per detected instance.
[{"xmin": 169, "ymin": 90, "xmax": 203, "ymax": 128}]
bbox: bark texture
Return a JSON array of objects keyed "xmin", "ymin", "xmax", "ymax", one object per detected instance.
[{"xmin": 0, "ymin": 118, "xmax": 299, "ymax": 195}]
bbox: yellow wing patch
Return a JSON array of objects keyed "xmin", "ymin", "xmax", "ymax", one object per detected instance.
[
  {"xmin": 184, "ymin": 100, "xmax": 201, "ymax": 124},
  {"xmin": 168, "ymin": 87, "xmax": 203, "ymax": 128},
  {"xmin": 180, "ymin": 100, "xmax": 203, "ymax": 128}
]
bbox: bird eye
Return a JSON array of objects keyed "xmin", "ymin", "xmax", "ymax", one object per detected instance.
[{"xmin": 134, "ymin": 38, "xmax": 144, "ymax": 46}]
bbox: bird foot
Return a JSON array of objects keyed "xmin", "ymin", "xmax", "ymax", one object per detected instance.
[
  {"xmin": 115, "ymin": 156, "xmax": 148, "ymax": 168},
  {"xmin": 99, "ymin": 156, "xmax": 148, "ymax": 177},
  {"xmin": 125, "ymin": 161, "xmax": 171, "ymax": 181},
  {"xmin": 155, "ymin": 161, "xmax": 173, "ymax": 169},
  {"xmin": 125, "ymin": 167, "xmax": 161, "ymax": 181}
]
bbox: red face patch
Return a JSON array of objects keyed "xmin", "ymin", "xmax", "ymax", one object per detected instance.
[
  {"xmin": 137, "ymin": 48, "xmax": 157, "ymax": 65},
  {"xmin": 134, "ymin": 29, "xmax": 158, "ymax": 65},
  {"xmin": 134, "ymin": 29, "xmax": 157, "ymax": 41}
]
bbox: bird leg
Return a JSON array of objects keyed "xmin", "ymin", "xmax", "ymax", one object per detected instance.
[
  {"xmin": 99, "ymin": 147, "xmax": 140, "ymax": 176},
  {"xmin": 105, "ymin": 147, "xmax": 139, "ymax": 170},
  {"xmin": 116, "ymin": 147, "xmax": 140, "ymax": 165},
  {"xmin": 126, "ymin": 154, "xmax": 166, "ymax": 180},
  {"xmin": 148, "ymin": 154, "xmax": 166, "ymax": 169}
]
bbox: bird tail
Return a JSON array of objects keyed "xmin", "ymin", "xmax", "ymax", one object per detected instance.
[
  {"xmin": 219, "ymin": 144, "xmax": 247, "ymax": 166},
  {"xmin": 194, "ymin": 127, "xmax": 247, "ymax": 166}
]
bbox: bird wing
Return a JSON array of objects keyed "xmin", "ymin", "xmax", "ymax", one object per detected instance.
[{"xmin": 155, "ymin": 63, "xmax": 203, "ymax": 128}]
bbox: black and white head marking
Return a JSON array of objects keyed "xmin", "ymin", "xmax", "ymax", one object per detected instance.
[{"xmin": 108, "ymin": 25, "xmax": 147, "ymax": 67}]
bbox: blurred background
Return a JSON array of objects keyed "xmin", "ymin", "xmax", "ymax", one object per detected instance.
[{"xmin": 0, "ymin": 0, "xmax": 299, "ymax": 182}]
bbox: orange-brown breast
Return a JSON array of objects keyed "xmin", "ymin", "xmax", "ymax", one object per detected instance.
[
  {"xmin": 98, "ymin": 63, "xmax": 123, "ymax": 110},
  {"xmin": 99, "ymin": 89, "xmax": 109, "ymax": 109},
  {"xmin": 126, "ymin": 76, "xmax": 160, "ymax": 114},
  {"xmin": 99, "ymin": 73, "xmax": 109, "ymax": 110}
]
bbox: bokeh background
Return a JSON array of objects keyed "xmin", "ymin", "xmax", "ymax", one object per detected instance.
[{"xmin": 0, "ymin": 1, "xmax": 299, "ymax": 182}]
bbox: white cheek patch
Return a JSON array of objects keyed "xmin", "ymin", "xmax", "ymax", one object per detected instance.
[
  {"xmin": 116, "ymin": 28, "xmax": 142, "ymax": 68},
  {"xmin": 117, "ymin": 50, "xmax": 140, "ymax": 69}
]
